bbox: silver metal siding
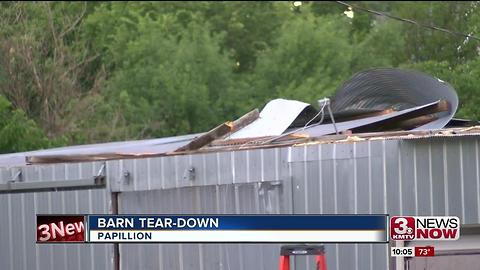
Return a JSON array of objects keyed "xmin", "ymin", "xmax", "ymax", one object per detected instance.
[
  {"xmin": 108, "ymin": 149, "xmax": 284, "ymax": 193},
  {"xmin": 0, "ymin": 162, "xmax": 113, "ymax": 270},
  {"xmin": 118, "ymin": 183, "xmax": 288, "ymax": 270},
  {"xmin": 289, "ymin": 136, "xmax": 480, "ymax": 270},
  {"xmin": 2, "ymin": 135, "xmax": 480, "ymax": 270},
  {"xmin": 113, "ymin": 135, "xmax": 480, "ymax": 270}
]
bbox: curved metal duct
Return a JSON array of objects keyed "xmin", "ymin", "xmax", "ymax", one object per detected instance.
[{"xmin": 330, "ymin": 68, "xmax": 458, "ymax": 130}]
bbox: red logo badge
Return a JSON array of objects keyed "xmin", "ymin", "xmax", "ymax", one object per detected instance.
[{"xmin": 390, "ymin": 216, "xmax": 415, "ymax": 240}]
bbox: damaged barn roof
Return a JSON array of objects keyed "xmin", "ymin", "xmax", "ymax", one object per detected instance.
[
  {"xmin": 330, "ymin": 68, "xmax": 459, "ymax": 130},
  {"xmin": 1, "ymin": 67, "xmax": 479, "ymax": 167}
]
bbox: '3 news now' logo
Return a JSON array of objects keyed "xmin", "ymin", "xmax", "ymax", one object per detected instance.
[{"xmin": 390, "ymin": 216, "xmax": 460, "ymax": 241}]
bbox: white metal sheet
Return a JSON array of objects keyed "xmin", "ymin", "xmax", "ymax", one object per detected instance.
[{"xmin": 229, "ymin": 99, "xmax": 310, "ymax": 139}]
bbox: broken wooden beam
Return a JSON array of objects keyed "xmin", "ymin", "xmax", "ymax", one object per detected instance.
[
  {"xmin": 174, "ymin": 108, "xmax": 260, "ymax": 152},
  {"xmin": 229, "ymin": 109, "xmax": 259, "ymax": 134},
  {"xmin": 174, "ymin": 122, "xmax": 233, "ymax": 152},
  {"xmin": 353, "ymin": 99, "xmax": 449, "ymax": 133},
  {"xmin": 395, "ymin": 115, "xmax": 438, "ymax": 130},
  {"xmin": 326, "ymin": 108, "xmax": 396, "ymax": 123}
]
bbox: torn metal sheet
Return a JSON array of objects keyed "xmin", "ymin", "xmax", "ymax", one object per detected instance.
[
  {"xmin": 302, "ymin": 100, "xmax": 444, "ymax": 137},
  {"xmin": 228, "ymin": 98, "xmax": 311, "ymax": 139},
  {"xmin": 446, "ymin": 118, "xmax": 480, "ymax": 128},
  {"xmin": 5, "ymin": 133, "xmax": 199, "ymax": 166},
  {"xmin": 331, "ymin": 68, "xmax": 458, "ymax": 130}
]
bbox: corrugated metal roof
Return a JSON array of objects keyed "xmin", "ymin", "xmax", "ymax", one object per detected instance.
[
  {"xmin": 331, "ymin": 68, "xmax": 459, "ymax": 130},
  {"xmin": 2, "ymin": 125, "xmax": 480, "ymax": 168},
  {"xmin": 0, "ymin": 133, "xmax": 199, "ymax": 167},
  {"xmin": 302, "ymin": 100, "xmax": 443, "ymax": 137},
  {"xmin": 0, "ymin": 67, "xmax": 472, "ymax": 167}
]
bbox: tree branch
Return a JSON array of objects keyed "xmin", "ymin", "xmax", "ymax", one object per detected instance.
[{"xmin": 59, "ymin": 2, "xmax": 87, "ymax": 39}]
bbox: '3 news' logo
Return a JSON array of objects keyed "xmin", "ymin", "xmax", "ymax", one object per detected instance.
[
  {"xmin": 391, "ymin": 217, "xmax": 415, "ymax": 240},
  {"xmin": 390, "ymin": 216, "xmax": 460, "ymax": 241}
]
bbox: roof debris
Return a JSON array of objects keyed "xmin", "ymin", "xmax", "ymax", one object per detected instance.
[
  {"xmin": 9, "ymin": 67, "xmax": 480, "ymax": 166},
  {"xmin": 228, "ymin": 98, "xmax": 311, "ymax": 139}
]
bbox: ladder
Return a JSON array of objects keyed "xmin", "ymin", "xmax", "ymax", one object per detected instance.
[{"xmin": 279, "ymin": 245, "xmax": 327, "ymax": 270}]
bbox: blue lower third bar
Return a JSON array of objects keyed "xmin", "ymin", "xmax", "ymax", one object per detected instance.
[{"xmin": 88, "ymin": 215, "xmax": 388, "ymax": 243}]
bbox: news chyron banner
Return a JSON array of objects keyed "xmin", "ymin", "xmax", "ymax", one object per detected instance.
[
  {"xmin": 37, "ymin": 215, "xmax": 85, "ymax": 243},
  {"xmin": 390, "ymin": 216, "xmax": 460, "ymax": 258},
  {"xmin": 390, "ymin": 216, "xmax": 460, "ymax": 241},
  {"xmin": 36, "ymin": 215, "xmax": 388, "ymax": 243}
]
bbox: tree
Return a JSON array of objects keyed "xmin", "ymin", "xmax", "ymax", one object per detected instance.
[
  {"xmin": 392, "ymin": 1, "xmax": 480, "ymax": 64},
  {"xmin": 0, "ymin": 2, "xmax": 104, "ymax": 142},
  {"xmin": 2, "ymin": 1, "xmax": 480, "ymax": 151},
  {"xmin": 252, "ymin": 12, "xmax": 353, "ymax": 106},
  {"xmin": 350, "ymin": 20, "xmax": 407, "ymax": 72},
  {"xmin": 84, "ymin": 7, "xmax": 240, "ymax": 139},
  {"xmin": 0, "ymin": 95, "xmax": 55, "ymax": 153}
]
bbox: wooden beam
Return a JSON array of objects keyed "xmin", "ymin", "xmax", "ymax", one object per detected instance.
[
  {"xmin": 174, "ymin": 122, "xmax": 233, "ymax": 152},
  {"xmin": 230, "ymin": 109, "xmax": 259, "ymax": 133},
  {"xmin": 175, "ymin": 108, "xmax": 260, "ymax": 152},
  {"xmin": 329, "ymin": 108, "xmax": 396, "ymax": 122},
  {"xmin": 353, "ymin": 99, "xmax": 449, "ymax": 133},
  {"xmin": 395, "ymin": 115, "xmax": 438, "ymax": 130}
]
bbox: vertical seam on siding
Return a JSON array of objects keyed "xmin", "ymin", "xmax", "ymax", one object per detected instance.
[
  {"xmin": 76, "ymin": 164, "xmax": 81, "ymax": 269},
  {"xmin": 353, "ymin": 143, "xmax": 359, "ymax": 270},
  {"xmin": 275, "ymin": 148, "xmax": 279, "ymax": 181},
  {"xmin": 398, "ymin": 143, "xmax": 403, "ymax": 216},
  {"xmin": 246, "ymin": 150, "xmax": 250, "ymax": 183},
  {"xmin": 304, "ymin": 146, "xmax": 308, "ymax": 214},
  {"xmin": 333, "ymin": 144, "xmax": 338, "ymax": 214},
  {"xmin": 21, "ymin": 193, "xmax": 26, "ymax": 270},
  {"xmin": 133, "ymin": 160, "xmax": 138, "ymax": 191},
  {"xmin": 368, "ymin": 141, "xmax": 373, "ymax": 270},
  {"xmin": 7, "ymin": 193, "xmax": 13, "ymax": 270},
  {"xmin": 413, "ymin": 144, "xmax": 418, "ymax": 215},
  {"xmin": 288, "ymin": 147, "xmax": 295, "ymax": 214},
  {"xmin": 90, "ymin": 165, "xmax": 95, "ymax": 270},
  {"xmin": 460, "ymin": 141, "xmax": 465, "ymax": 221},
  {"xmin": 382, "ymin": 140, "xmax": 388, "ymax": 213},
  {"xmin": 216, "ymin": 153, "xmax": 221, "ymax": 185},
  {"xmin": 147, "ymin": 158, "xmax": 151, "ymax": 190},
  {"xmin": 34, "ymin": 192, "xmax": 40, "ymax": 270},
  {"xmin": 174, "ymin": 156, "xmax": 178, "ymax": 189},
  {"xmin": 443, "ymin": 140, "xmax": 449, "ymax": 215},
  {"xmin": 476, "ymin": 140, "xmax": 480, "ymax": 223},
  {"xmin": 61, "ymin": 165, "xmax": 67, "ymax": 270},
  {"xmin": 428, "ymin": 143, "xmax": 434, "ymax": 216},
  {"xmin": 333, "ymin": 144, "xmax": 339, "ymax": 270},
  {"xmin": 261, "ymin": 149, "xmax": 264, "ymax": 182},
  {"xmin": 46, "ymin": 167, "xmax": 54, "ymax": 269},
  {"xmin": 161, "ymin": 158, "xmax": 165, "ymax": 189},
  {"xmin": 318, "ymin": 144, "xmax": 323, "ymax": 214},
  {"xmin": 231, "ymin": 152, "xmax": 236, "ymax": 184}
]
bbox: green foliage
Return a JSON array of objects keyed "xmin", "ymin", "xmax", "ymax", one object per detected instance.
[
  {"xmin": 253, "ymin": 13, "xmax": 353, "ymax": 105},
  {"xmin": 393, "ymin": 1, "xmax": 479, "ymax": 64},
  {"xmin": 404, "ymin": 59, "xmax": 480, "ymax": 119},
  {"xmin": 2, "ymin": 1, "xmax": 480, "ymax": 152},
  {"xmin": 0, "ymin": 2, "xmax": 103, "ymax": 143},
  {"xmin": 351, "ymin": 20, "xmax": 407, "ymax": 71},
  {"xmin": 87, "ymin": 8, "xmax": 239, "ymax": 138},
  {"xmin": 204, "ymin": 1, "xmax": 290, "ymax": 73},
  {"xmin": 0, "ymin": 95, "xmax": 53, "ymax": 153}
]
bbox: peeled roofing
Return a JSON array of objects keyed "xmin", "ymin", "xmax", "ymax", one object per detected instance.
[
  {"xmin": 331, "ymin": 68, "xmax": 459, "ymax": 130},
  {"xmin": 2, "ymin": 126, "xmax": 480, "ymax": 169},
  {"xmin": 228, "ymin": 98, "xmax": 310, "ymax": 139},
  {"xmin": 0, "ymin": 133, "xmax": 199, "ymax": 167},
  {"xmin": 302, "ymin": 100, "xmax": 441, "ymax": 137}
]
